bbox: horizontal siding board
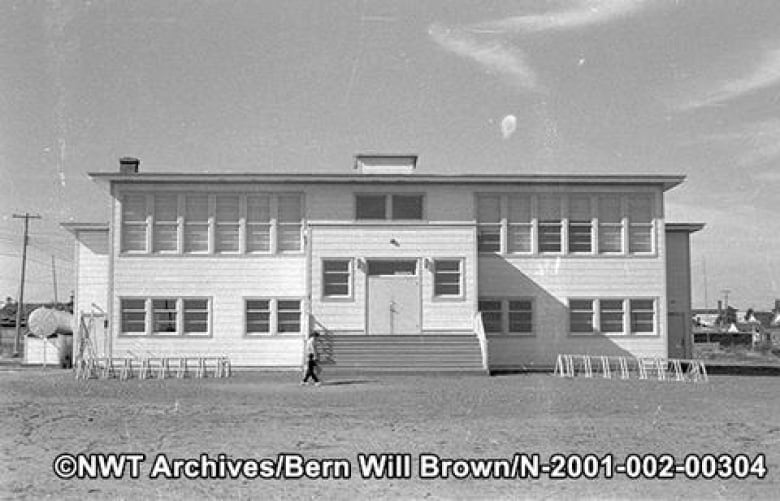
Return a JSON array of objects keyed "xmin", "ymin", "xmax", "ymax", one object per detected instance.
[{"xmin": 311, "ymin": 226, "xmax": 476, "ymax": 332}]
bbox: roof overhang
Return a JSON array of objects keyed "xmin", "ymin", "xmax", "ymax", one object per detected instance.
[
  {"xmin": 665, "ymin": 222, "xmax": 705, "ymax": 233},
  {"xmin": 60, "ymin": 222, "xmax": 109, "ymax": 235},
  {"xmin": 88, "ymin": 172, "xmax": 686, "ymax": 191}
]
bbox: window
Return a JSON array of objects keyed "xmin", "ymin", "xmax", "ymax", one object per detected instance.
[
  {"xmin": 477, "ymin": 195, "xmax": 501, "ymax": 252},
  {"xmin": 600, "ymin": 299, "xmax": 625, "ymax": 333},
  {"xmin": 433, "ymin": 260, "xmax": 461, "ymax": 296},
  {"xmin": 570, "ymin": 298, "xmax": 656, "ymax": 335},
  {"xmin": 323, "ymin": 260, "xmax": 351, "ymax": 297},
  {"xmin": 479, "ymin": 300, "xmax": 503, "ymax": 333},
  {"xmin": 598, "ymin": 195, "xmax": 623, "ymax": 253},
  {"xmin": 570, "ymin": 299, "xmax": 594, "ymax": 333},
  {"xmin": 246, "ymin": 299, "xmax": 302, "ymax": 335},
  {"xmin": 153, "ymin": 195, "xmax": 178, "ymax": 252},
  {"xmin": 538, "ymin": 195, "xmax": 562, "ymax": 253},
  {"xmin": 507, "ymin": 195, "xmax": 532, "ymax": 253},
  {"xmin": 508, "ymin": 300, "xmax": 533, "ymax": 333},
  {"xmin": 277, "ymin": 300, "xmax": 301, "ymax": 333},
  {"xmin": 183, "ymin": 299, "xmax": 209, "ymax": 333},
  {"xmin": 628, "ymin": 196, "xmax": 653, "ymax": 253},
  {"xmin": 246, "ymin": 300, "xmax": 270, "ymax": 334},
  {"xmin": 215, "ymin": 195, "xmax": 240, "ymax": 253},
  {"xmin": 277, "ymin": 195, "xmax": 302, "ymax": 251},
  {"xmin": 568, "ymin": 195, "xmax": 592, "ymax": 253},
  {"xmin": 121, "ymin": 194, "xmax": 147, "ymax": 252},
  {"xmin": 391, "ymin": 195, "xmax": 423, "ymax": 220},
  {"xmin": 478, "ymin": 298, "xmax": 533, "ymax": 334},
  {"xmin": 630, "ymin": 299, "xmax": 655, "ymax": 333},
  {"xmin": 246, "ymin": 195, "xmax": 271, "ymax": 252},
  {"xmin": 184, "ymin": 194, "xmax": 209, "ymax": 253},
  {"xmin": 120, "ymin": 299, "xmax": 146, "ymax": 333},
  {"xmin": 355, "ymin": 194, "xmax": 424, "ymax": 220},
  {"xmin": 356, "ymin": 195, "xmax": 386, "ymax": 220},
  {"xmin": 152, "ymin": 299, "xmax": 178, "ymax": 333}
]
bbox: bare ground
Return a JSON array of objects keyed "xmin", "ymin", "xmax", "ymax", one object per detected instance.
[{"xmin": 0, "ymin": 370, "xmax": 778, "ymax": 500}]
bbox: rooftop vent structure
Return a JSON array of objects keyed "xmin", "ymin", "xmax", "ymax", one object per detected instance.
[
  {"xmin": 119, "ymin": 157, "xmax": 140, "ymax": 174},
  {"xmin": 354, "ymin": 154, "xmax": 417, "ymax": 175}
]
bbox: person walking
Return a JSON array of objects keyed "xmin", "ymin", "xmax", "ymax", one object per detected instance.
[{"xmin": 301, "ymin": 330, "xmax": 321, "ymax": 386}]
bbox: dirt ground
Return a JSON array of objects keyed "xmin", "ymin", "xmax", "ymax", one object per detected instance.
[{"xmin": 1, "ymin": 370, "xmax": 778, "ymax": 500}]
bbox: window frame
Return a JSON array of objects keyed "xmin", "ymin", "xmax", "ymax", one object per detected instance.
[
  {"xmin": 478, "ymin": 297, "xmax": 534, "ymax": 335},
  {"xmin": 119, "ymin": 296, "xmax": 212, "ymax": 337},
  {"xmin": 118, "ymin": 191, "xmax": 305, "ymax": 256},
  {"xmin": 120, "ymin": 193, "xmax": 149, "ymax": 253},
  {"xmin": 321, "ymin": 259, "xmax": 354, "ymax": 301},
  {"xmin": 354, "ymin": 193, "xmax": 426, "ymax": 221},
  {"xmin": 243, "ymin": 297, "xmax": 304, "ymax": 336},
  {"xmin": 568, "ymin": 297, "xmax": 658, "ymax": 336},
  {"xmin": 432, "ymin": 258, "xmax": 464, "ymax": 299}
]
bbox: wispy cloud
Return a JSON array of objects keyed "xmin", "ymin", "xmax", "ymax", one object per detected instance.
[
  {"xmin": 428, "ymin": 24, "xmax": 539, "ymax": 91},
  {"xmin": 689, "ymin": 119, "xmax": 780, "ymax": 169},
  {"xmin": 471, "ymin": 0, "xmax": 648, "ymax": 35},
  {"xmin": 428, "ymin": 0, "xmax": 648, "ymax": 91},
  {"xmin": 680, "ymin": 47, "xmax": 780, "ymax": 111}
]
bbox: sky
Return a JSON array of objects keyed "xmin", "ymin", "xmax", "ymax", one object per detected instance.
[{"xmin": 1, "ymin": 0, "xmax": 779, "ymax": 309}]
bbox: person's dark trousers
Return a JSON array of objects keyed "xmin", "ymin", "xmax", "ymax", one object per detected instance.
[{"xmin": 302, "ymin": 357, "xmax": 319, "ymax": 383}]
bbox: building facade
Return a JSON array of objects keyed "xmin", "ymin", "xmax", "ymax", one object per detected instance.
[{"xmin": 64, "ymin": 156, "xmax": 701, "ymax": 372}]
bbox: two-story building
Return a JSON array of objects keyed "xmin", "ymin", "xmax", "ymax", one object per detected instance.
[{"xmin": 63, "ymin": 155, "xmax": 702, "ymax": 372}]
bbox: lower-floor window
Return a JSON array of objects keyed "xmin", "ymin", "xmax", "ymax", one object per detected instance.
[
  {"xmin": 569, "ymin": 298, "xmax": 656, "ymax": 335},
  {"xmin": 120, "ymin": 297, "xmax": 211, "ymax": 336},
  {"xmin": 479, "ymin": 298, "xmax": 533, "ymax": 334},
  {"xmin": 245, "ymin": 298, "xmax": 302, "ymax": 335}
]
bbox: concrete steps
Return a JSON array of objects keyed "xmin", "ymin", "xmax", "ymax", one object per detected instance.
[{"xmin": 317, "ymin": 334, "xmax": 486, "ymax": 374}]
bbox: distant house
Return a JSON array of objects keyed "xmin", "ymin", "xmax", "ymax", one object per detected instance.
[{"xmin": 62, "ymin": 156, "xmax": 703, "ymax": 371}]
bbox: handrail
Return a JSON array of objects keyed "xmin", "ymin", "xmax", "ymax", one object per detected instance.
[{"xmin": 474, "ymin": 311, "xmax": 489, "ymax": 374}]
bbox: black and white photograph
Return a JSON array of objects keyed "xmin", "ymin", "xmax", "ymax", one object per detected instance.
[{"xmin": 1, "ymin": 1, "xmax": 778, "ymax": 499}]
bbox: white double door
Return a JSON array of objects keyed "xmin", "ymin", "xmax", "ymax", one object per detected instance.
[{"xmin": 366, "ymin": 260, "xmax": 420, "ymax": 335}]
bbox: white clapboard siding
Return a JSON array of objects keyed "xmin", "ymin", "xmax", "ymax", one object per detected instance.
[
  {"xmin": 311, "ymin": 226, "xmax": 476, "ymax": 331},
  {"xmin": 75, "ymin": 230, "xmax": 109, "ymax": 318},
  {"xmin": 112, "ymin": 256, "xmax": 305, "ymax": 366},
  {"xmin": 480, "ymin": 247, "xmax": 668, "ymax": 368}
]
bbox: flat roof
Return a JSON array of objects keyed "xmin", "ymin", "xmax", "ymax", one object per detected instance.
[
  {"xmin": 88, "ymin": 172, "xmax": 686, "ymax": 191},
  {"xmin": 665, "ymin": 223, "xmax": 705, "ymax": 233},
  {"xmin": 60, "ymin": 222, "xmax": 109, "ymax": 235}
]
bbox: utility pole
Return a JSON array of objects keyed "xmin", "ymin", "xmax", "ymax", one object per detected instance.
[
  {"xmin": 12, "ymin": 213, "xmax": 41, "ymax": 357},
  {"xmin": 51, "ymin": 255, "xmax": 58, "ymax": 304}
]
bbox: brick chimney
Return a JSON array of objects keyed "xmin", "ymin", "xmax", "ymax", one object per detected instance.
[{"xmin": 119, "ymin": 157, "xmax": 140, "ymax": 174}]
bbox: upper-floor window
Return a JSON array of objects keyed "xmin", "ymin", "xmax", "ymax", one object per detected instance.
[
  {"xmin": 476, "ymin": 193, "xmax": 656, "ymax": 256},
  {"xmin": 507, "ymin": 195, "xmax": 532, "ymax": 253},
  {"xmin": 119, "ymin": 192, "xmax": 303, "ymax": 255},
  {"xmin": 277, "ymin": 195, "xmax": 303, "ymax": 251},
  {"xmin": 184, "ymin": 194, "xmax": 209, "ymax": 253},
  {"xmin": 246, "ymin": 195, "xmax": 271, "ymax": 252},
  {"xmin": 538, "ymin": 195, "xmax": 562, "ymax": 253},
  {"xmin": 477, "ymin": 196, "xmax": 501, "ymax": 252},
  {"xmin": 121, "ymin": 194, "xmax": 147, "ymax": 252},
  {"xmin": 355, "ymin": 194, "xmax": 424, "ymax": 220},
  {"xmin": 628, "ymin": 196, "xmax": 653, "ymax": 253},
  {"xmin": 568, "ymin": 195, "xmax": 592, "ymax": 253},
  {"xmin": 598, "ymin": 195, "xmax": 622, "ymax": 253},
  {"xmin": 153, "ymin": 195, "xmax": 178, "ymax": 253}
]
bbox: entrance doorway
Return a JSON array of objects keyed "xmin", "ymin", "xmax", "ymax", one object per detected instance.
[{"xmin": 366, "ymin": 260, "xmax": 421, "ymax": 334}]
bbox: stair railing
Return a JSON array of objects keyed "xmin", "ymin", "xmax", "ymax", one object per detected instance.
[{"xmin": 474, "ymin": 311, "xmax": 490, "ymax": 374}]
